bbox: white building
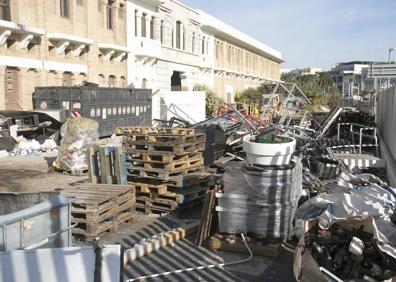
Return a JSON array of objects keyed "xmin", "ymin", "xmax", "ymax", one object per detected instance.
[
  {"xmin": 362, "ymin": 63, "xmax": 396, "ymax": 93},
  {"xmin": 126, "ymin": 0, "xmax": 283, "ymax": 101},
  {"xmin": 329, "ymin": 61, "xmax": 373, "ymax": 98},
  {"xmin": 290, "ymin": 67, "xmax": 322, "ymax": 76}
]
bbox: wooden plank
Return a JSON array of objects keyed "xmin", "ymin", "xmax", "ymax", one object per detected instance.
[
  {"xmin": 195, "ymin": 189, "xmax": 216, "ymax": 246},
  {"xmin": 127, "ymin": 152, "xmax": 203, "ymax": 164},
  {"xmin": 129, "ymin": 142, "xmax": 205, "ymax": 155},
  {"xmin": 87, "ymin": 147, "xmax": 99, "ymax": 184},
  {"xmin": 127, "ymin": 166, "xmax": 205, "ymax": 181},
  {"xmin": 208, "ymin": 233, "xmax": 281, "ymax": 257},
  {"xmin": 128, "ymin": 157, "xmax": 204, "ymax": 172},
  {"xmin": 124, "ymin": 133, "xmax": 206, "ymax": 145},
  {"xmin": 87, "ymin": 146, "xmax": 127, "ymax": 185},
  {"xmin": 117, "ymin": 126, "xmax": 196, "ymax": 136}
]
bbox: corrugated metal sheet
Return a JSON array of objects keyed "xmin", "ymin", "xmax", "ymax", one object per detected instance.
[{"xmin": 106, "ymin": 219, "xmax": 243, "ymax": 282}]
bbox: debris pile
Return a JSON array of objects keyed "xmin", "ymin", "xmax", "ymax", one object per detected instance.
[
  {"xmin": 295, "ymin": 217, "xmax": 396, "ymax": 281},
  {"xmin": 53, "ymin": 117, "xmax": 99, "ymax": 175}
]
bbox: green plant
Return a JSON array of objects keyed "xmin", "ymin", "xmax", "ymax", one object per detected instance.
[
  {"xmin": 194, "ymin": 84, "xmax": 224, "ymax": 117},
  {"xmin": 282, "ymin": 71, "xmax": 340, "ymax": 108},
  {"xmin": 237, "ymin": 87, "xmax": 262, "ymax": 104}
]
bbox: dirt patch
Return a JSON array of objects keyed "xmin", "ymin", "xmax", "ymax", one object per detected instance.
[{"xmin": 0, "ymin": 153, "xmax": 88, "ymax": 192}]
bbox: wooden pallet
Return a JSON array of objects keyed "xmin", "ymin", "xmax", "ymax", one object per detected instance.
[
  {"xmin": 127, "ymin": 142, "xmax": 205, "ymax": 155},
  {"xmin": 128, "ymin": 155, "xmax": 204, "ymax": 172},
  {"xmin": 127, "ymin": 152, "xmax": 203, "ymax": 164},
  {"xmin": 54, "ymin": 167, "xmax": 88, "ymax": 176},
  {"xmin": 127, "ymin": 166, "xmax": 205, "ymax": 182},
  {"xmin": 61, "ymin": 184, "xmax": 136, "ymax": 238},
  {"xmin": 169, "ymin": 185, "xmax": 209, "ymax": 204},
  {"xmin": 134, "ymin": 182, "xmax": 211, "ymax": 215},
  {"xmin": 174, "ymin": 197, "xmax": 206, "ymax": 218},
  {"xmin": 208, "ymin": 233, "xmax": 282, "ymax": 257},
  {"xmin": 117, "ymin": 126, "xmax": 196, "ymax": 136},
  {"xmin": 128, "ymin": 172, "xmax": 209, "ymax": 188},
  {"xmin": 124, "ymin": 133, "xmax": 206, "ymax": 145},
  {"xmin": 132, "ymin": 182, "xmax": 168, "ymax": 195},
  {"xmin": 136, "ymin": 204, "xmax": 169, "ymax": 215}
]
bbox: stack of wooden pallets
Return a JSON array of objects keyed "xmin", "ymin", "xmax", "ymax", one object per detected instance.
[
  {"xmin": 118, "ymin": 126, "xmax": 212, "ymax": 215},
  {"xmin": 61, "ymin": 184, "xmax": 136, "ymax": 239}
]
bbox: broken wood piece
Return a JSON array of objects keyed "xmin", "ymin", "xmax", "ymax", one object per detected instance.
[
  {"xmin": 208, "ymin": 233, "xmax": 281, "ymax": 257},
  {"xmin": 195, "ymin": 188, "xmax": 217, "ymax": 246}
]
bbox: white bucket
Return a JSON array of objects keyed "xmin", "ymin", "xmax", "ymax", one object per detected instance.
[{"xmin": 243, "ymin": 135, "xmax": 296, "ymax": 165}]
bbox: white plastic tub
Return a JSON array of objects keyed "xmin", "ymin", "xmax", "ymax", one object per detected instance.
[{"xmin": 243, "ymin": 135, "xmax": 296, "ymax": 165}]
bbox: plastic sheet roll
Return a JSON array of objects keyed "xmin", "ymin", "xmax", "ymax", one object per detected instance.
[{"xmin": 218, "ymin": 160, "xmax": 302, "ymax": 239}]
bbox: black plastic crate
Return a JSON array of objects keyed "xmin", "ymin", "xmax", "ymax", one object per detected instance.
[{"xmin": 34, "ymin": 86, "xmax": 152, "ymax": 137}]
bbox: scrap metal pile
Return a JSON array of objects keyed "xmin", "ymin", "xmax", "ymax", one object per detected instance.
[
  {"xmin": 191, "ymin": 83, "xmax": 396, "ymax": 281},
  {"xmin": 303, "ymin": 222, "xmax": 396, "ymax": 281}
]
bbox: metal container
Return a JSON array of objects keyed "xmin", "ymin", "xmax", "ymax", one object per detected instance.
[
  {"xmin": 34, "ymin": 87, "xmax": 152, "ymax": 137},
  {"xmin": 0, "ymin": 192, "xmax": 72, "ymax": 251}
]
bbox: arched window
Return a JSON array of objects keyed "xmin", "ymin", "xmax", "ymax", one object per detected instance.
[
  {"xmin": 108, "ymin": 75, "xmax": 116, "ymax": 87},
  {"xmin": 160, "ymin": 20, "xmax": 164, "ymax": 44},
  {"xmin": 106, "ymin": 0, "xmax": 114, "ymax": 29},
  {"xmin": 0, "ymin": 0, "xmax": 10, "ymax": 21},
  {"xmin": 60, "ymin": 0, "xmax": 69, "ymax": 18},
  {"xmin": 62, "ymin": 72, "xmax": 73, "ymax": 86},
  {"xmin": 176, "ymin": 21, "xmax": 181, "ymax": 49},
  {"xmin": 141, "ymin": 13, "xmax": 146, "ymax": 37},
  {"xmin": 192, "ymin": 32, "xmax": 195, "ymax": 53},
  {"xmin": 142, "ymin": 78, "xmax": 148, "ymax": 89},
  {"xmin": 201, "ymin": 36, "xmax": 205, "ymax": 54}
]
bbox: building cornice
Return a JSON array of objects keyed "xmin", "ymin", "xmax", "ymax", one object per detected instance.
[
  {"xmin": 197, "ymin": 10, "xmax": 283, "ymax": 63},
  {"xmin": 214, "ymin": 67, "xmax": 281, "ymax": 82}
]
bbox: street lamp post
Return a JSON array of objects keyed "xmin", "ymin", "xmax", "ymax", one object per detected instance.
[{"xmin": 388, "ymin": 48, "xmax": 396, "ymax": 63}]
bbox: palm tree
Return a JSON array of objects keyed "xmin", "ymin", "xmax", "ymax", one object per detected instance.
[{"xmin": 318, "ymin": 72, "xmax": 334, "ymax": 94}]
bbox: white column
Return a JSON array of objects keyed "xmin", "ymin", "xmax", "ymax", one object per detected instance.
[
  {"xmin": 136, "ymin": 10, "xmax": 142, "ymax": 37},
  {"xmin": 180, "ymin": 23, "xmax": 184, "ymax": 50},
  {"xmin": 145, "ymin": 15, "xmax": 151, "ymax": 38},
  {"xmin": 172, "ymin": 21, "xmax": 177, "ymax": 48},
  {"xmin": 194, "ymin": 31, "xmax": 199, "ymax": 54}
]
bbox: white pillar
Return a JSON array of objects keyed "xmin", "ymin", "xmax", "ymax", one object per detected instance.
[
  {"xmin": 136, "ymin": 10, "xmax": 142, "ymax": 37},
  {"xmin": 145, "ymin": 15, "xmax": 151, "ymax": 39},
  {"xmin": 180, "ymin": 23, "xmax": 184, "ymax": 50},
  {"xmin": 194, "ymin": 31, "xmax": 199, "ymax": 54},
  {"xmin": 172, "ymin": 21, "xmax": 177, "ymax": 48}
]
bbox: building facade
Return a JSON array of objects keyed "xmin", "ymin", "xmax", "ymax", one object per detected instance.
[
  {"xmin": 0, "ymin": 0, "xmax": 282, "ymax": 110},
  {"xmin": 126, "ymin": 0, "xmax": 283, "ymax": 103},
  {"xmin": 362, "ymin": 63, "xmax": 396, "ymax": 93},
  {"xmin": 329, "ymin": 61, "xmax": 374, "ymax": 98},
  {"xmin": 0, "ymin": 0, "xmax": 128, "ymax": 110},
  {"xmin": 281, "ymin": 67, "xmax": 322, "ymax": 76}
]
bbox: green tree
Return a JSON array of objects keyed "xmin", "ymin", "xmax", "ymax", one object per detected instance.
[
  {"xmin": 194, "ymin": 84, "xmax": 224, "ymax": 117},
  {"xmin": 281, "ymin": 71, "xmax": 340, "ymax": 108},
  {"xmin": 235, "ymin": 87, "xmax": 262, "ymax": 104}
]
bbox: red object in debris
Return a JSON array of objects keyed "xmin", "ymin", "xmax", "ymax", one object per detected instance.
[{"xmin": 71, "ymin": 111, "xmax": 81, "ymax": 118}]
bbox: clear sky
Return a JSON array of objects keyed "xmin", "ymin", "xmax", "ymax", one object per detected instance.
[{"xmin": 182, "ymin": 0, "xmax": 396, "ymax": 70}]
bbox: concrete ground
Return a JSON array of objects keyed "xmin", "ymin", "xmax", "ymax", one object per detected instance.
[
  {"xmin": 0, "ymin": 151, "xmax": 88, "ymax": 192},
  {"xmin": 0, "ymin": 153, "xmax": 294, "ymax": 282}
]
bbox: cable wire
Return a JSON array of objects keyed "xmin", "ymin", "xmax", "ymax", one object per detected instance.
[{"xmin": 126, "ymin": 233, "xmax": 253, "ymax": 282}]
